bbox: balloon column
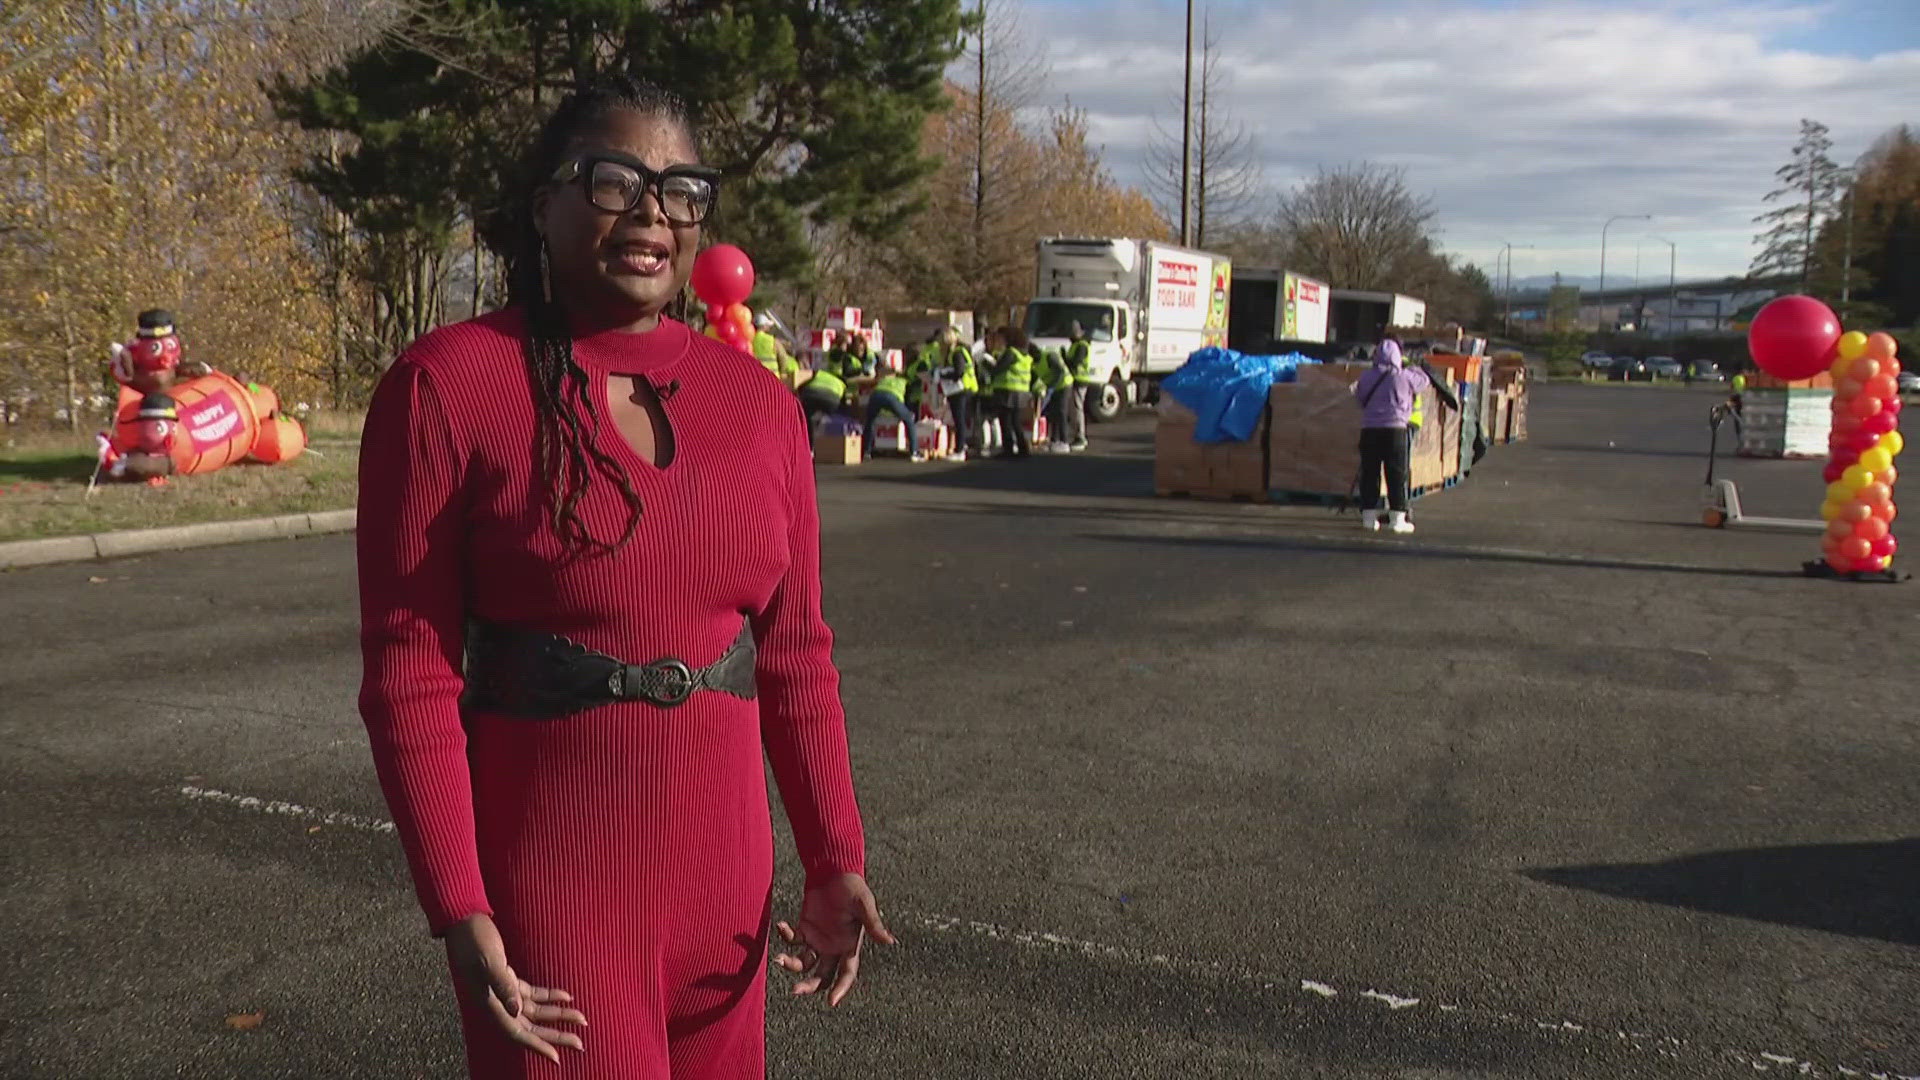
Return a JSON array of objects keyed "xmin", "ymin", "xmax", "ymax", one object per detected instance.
[
  {"xmin": 691, "ymin": 244, "xmax": 756, "ymax": 352},
  {"xmin": 1746, "ymin": 295, "xmax": 1901, "ymax": 578},
  {"xmin": 1818, "ymin": 330, "xmax": 1902, "ymax": 575}
]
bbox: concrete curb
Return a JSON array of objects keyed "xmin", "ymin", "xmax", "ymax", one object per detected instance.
[{"xmin": 0, "ymin": 509, "xmax": 356, "ymax": 571}]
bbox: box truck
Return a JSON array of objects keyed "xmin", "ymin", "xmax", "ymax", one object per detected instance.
[
  {"xmin": 1226, "ymin": 269, "xmax": 1331, "ymax": 354},
  {"xmin": 1328, "ymin": 289, "xmax": 1427, "ymax": 346},
  {"xmin": 1024, "ymin": 237, "xmax": 1231, "ymax": 422}
]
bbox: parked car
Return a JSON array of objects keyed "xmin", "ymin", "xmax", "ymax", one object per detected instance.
[
  {"xmin": 1607, "ymin": 356, "xmax": 1650, "ymax": 381},
  {"xmin": 1687, "ymin": 360, "xmax": 1725, "ymax": 382},
  {"xmin": 1899, "ymin": 370, "xmax": 1920, "ymax": 394},
  {"xmin": 1645, "ymin": 356, "xmax": 1684, "ymax": 379},
  {"xmin": 1581, "ymin": 350, "xmax": 1613, "ymax": 370}
]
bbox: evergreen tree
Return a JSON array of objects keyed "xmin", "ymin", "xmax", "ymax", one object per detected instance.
[
  {"xmin": 271, "ymin": 0, "xmax": 966, "ymax": 306},
  {"xmin": 1749, "ymin": 118, "xmax": 1845, "ymax": 291}
]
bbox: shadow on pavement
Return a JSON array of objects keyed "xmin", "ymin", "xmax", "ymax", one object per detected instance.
[
  {"xmin": 1535, "ymin": 443, "xmax": 1716, "ymax": 461},
  {"xmin": 1075, "ymin": 531, "xmax": 1807, "ymax": 580},
  {"xmin": 1526, "ymin": 839, "xmax": 1920, "ymax": 947}
]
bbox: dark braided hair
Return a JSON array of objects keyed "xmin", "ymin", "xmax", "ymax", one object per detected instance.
[{"xmin": 484, "ymin": 74, "xmax": 703, "ymax": 553}]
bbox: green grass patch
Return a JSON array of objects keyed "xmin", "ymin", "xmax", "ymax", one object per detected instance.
[{"xmin": 0, "ymin": 440, "xmax": 359, "ymax": 543}]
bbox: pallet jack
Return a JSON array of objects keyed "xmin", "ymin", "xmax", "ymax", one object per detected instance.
[{"xmin": 1700, "ymin": 402, "xmax": 1824, "ymax": 533}]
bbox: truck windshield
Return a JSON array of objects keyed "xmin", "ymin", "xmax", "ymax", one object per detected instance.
[{"xmin": 1026, "ymin": 302, "xmax": 1116, "ymax": 342}]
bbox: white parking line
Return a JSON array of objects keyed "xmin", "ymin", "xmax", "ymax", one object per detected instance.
[
  {"xmin": 177, "ymin": 784, "xmax": 395, "ymax": 833},
  {"xmin": 174, "ymin": 785, "xmax": 1918, "ymax": 1079}
]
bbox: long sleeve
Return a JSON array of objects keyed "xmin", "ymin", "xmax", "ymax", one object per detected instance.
[
  {"xmin": 752, "ymin": 407, "xmax": 866, "ymax": 885},
  {"xmin": 356, "ymin": 359, "xmax": 490, "ymax": 936}
]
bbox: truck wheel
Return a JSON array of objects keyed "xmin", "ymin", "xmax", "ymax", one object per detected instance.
[{"xmin": 1090, "ymin": 377, "xmax": 1125, "ymax": 423}]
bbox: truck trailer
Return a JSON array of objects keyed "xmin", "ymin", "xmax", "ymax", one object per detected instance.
[
  {"xmin": 1024, "ymin": 237, "xmax": 1231, "ymax": 421},
  {"xmin": 1328, "ymin": 289, "xmax": 1427, "ymax": 346},
  {"xmin": 1226, "ymin": 268, "xmax": 1331, "ymax": 354}
]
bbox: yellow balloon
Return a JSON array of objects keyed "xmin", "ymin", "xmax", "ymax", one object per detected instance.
[
  {"xmin": 1883, "ymin": 431, "xmax": 1906, "ymax": 458},
  {"xmin": 1827, "ymin": 480, "xmax": 1854, "ymax": 504},
  {"xmin": 1821, "ymin": 499, "xmax": 1845, "ymax": 521},
  {"xmin": 1830, "ymin": 353, "xmax": 1854, "ymax": 380},
  {"xmin": 1860, "ymin": 447, "xmax": 1893, "ymax": 474},
  {"xmin": 1842, "ymin": 464, "xmax": 1876, "ymax": 491},
  {"xmin": 1836, "ymin": 331, "xmax": 1869, "ymax": 361}
]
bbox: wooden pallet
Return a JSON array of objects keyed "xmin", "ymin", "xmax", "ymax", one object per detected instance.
[{"xmin": 1155, "ymin": 485, "xmax": 1271, "ymax": 504}]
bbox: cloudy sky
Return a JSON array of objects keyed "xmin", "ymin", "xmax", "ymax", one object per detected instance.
[{"xmin": 1008, "ymin": 0, "xmax": 1920, "ymax": 287}]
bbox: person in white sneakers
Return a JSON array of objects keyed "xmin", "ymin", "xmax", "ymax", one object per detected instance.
[{"xmin": 1352, "ymin": 334, "xmax": 1426, "ymax": 534}]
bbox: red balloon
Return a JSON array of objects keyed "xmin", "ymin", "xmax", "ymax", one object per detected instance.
[
  {"xmin": 1886, "ymin": 396, "xmax": 1903, "ymax": 415},
  {"xmin": 1853, "ymin": 557, "xmax": 1884, "ymax": 574},
  {"xmin": 1747, "ymin": 295, "xmax": 1842, "ymax": 380},
  {"xmin": 689, "ymin": 244, "xmax": 756, "ymax": 308},
  {"xmin": 1841, "ymin": 535, "xmax": 1872, "ymax": 560},
  {"xmin": 1848, "ymin": 431, "xmax": 1881, "ymax": 455},
  {"xmin": 1867, "ymin": 375, "xmax": 1898, "ymax": 400},
  {"xmin": 1827, "ymin": 551, "xmax": 1853, "ymax": 573},
  {"xmin": 1851, "ymin": 394, "xmax": 1884, "ymax": 419},
  {"xmin": 1873, "ymin": 535, "xmax": 1899, "ymax": 559},
  {"xmin": 1834, "ymin": 412, "xmax": 1863, "ymax": 436},
  {"xmin": 1855, "ymin": 516, "xmax": 1890, "ymax": 542},
  {"xmin": 1862, "ymin": 411, "xmax": 1898, "ymax": 437},
  {"xmin": 1822, "ymin": 461, "xmax": 1845, "ymax": 484}
]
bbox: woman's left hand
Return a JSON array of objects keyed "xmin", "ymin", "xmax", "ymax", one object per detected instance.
[{"xmin": 775, "ymin": 873, "xmax": 895, "ymax": 1007}]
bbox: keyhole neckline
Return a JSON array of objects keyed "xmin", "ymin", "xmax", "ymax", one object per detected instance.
[{"xmin": 564, "ymin": 311, "xmax": 692, "ymax": 379}]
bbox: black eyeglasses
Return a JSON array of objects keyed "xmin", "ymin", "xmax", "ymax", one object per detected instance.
[{"xmin": 549, "ymin": 152, "xmax": 721, "ymax": 226}]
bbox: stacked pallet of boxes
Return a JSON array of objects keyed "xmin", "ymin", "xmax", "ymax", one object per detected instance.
[
  {"xmin": 1154, "ymin": 398, "xmax": 1270, "ymax": 500},
  {"xmin": 1426, "ymin": 353, "xmax": 1483, "ymax": 476},
  {"xmin": 1266, "ymin": 365, "xmax": 1364, "ymax": 497},
  {"xmin": 1738, "ymin": 370, "xmax": 1833, "ymax": 459},
  {"xmin": 1489, "ymin": 356, "xmax": 1530, "ymax": 444}
]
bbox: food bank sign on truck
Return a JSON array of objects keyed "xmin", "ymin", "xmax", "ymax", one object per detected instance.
[{"xmin": 1025, "ymin": 237, "xmax": 1231, "ymax": 422}]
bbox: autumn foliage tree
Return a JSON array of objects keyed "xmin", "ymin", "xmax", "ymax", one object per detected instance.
[{"xmin": 1, "ymin": 0, "xmax": 341, "ymax": 429}]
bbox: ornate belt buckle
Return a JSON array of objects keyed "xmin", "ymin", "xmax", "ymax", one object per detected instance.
[{"xmin": 634, "ymin": 659, "xmax": 695, "ymax": 706}]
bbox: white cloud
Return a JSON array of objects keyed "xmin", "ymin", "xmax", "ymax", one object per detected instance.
[{"xmin": 998, "ymin": 0, "xmax": 1920, "ymax": 281}]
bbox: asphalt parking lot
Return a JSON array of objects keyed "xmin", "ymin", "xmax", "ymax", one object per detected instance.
[{"xmin": 3, "ymin": 382, "xmax": 1915, "ymax": 1079}]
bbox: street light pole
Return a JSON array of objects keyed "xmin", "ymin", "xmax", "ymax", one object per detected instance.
[
  {"xmin": 1653, "ymin": 238, "xmax": 1676, "ymax": 335},
  {"xmin": 1599, "ymin": 213, "xmax": 1650, "ymax": 332},
  {"xmin": 1498, "ymin": 241, "xmax": 1534, "ymax": 336}
]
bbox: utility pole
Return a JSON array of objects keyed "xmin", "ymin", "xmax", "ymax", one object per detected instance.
[
  {"xmin": 1839, "ymin": 169, "xmax": 1856, "ymax": 310},
  {"xmin": 1179, "ymin": 0, "xmax": 1193, "ymax": 246},
  {"xmin": 1599, "ymin": 214, "xmax": 1650, "ymax": 332},
  {"xmin": 1498, "ymin": 241, "xmax": 1533, "ymax": 336}
]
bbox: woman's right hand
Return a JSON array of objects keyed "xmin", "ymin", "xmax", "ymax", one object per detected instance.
[{"xmin": 444, "ymin": 913, "xmax": 586, "ymax": 1064}]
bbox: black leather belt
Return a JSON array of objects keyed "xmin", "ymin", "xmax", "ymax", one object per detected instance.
[{"xmin": 461, "ymin": 616, "xmax": 757, "ymax": 720}]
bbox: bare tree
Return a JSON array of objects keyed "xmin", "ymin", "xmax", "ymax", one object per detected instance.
[
  {"xmin": 1144, "ymin": 16, "xmax": 1261, "ymax": 249},
  {"xmin": 954, "ymin": 0, "xmax": 1049, "ymax": 319},
  {"xmin": 1273, "ymin": 163, "xmax": 1436, "ymax": 290}
]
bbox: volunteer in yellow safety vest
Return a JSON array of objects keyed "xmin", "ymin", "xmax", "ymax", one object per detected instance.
[
  {"xmin": 935, "ymin": 326, "xmax": 978, "ymax": 460},
  {"xmin": 863, "ymin": 364, "xmax": 923, "ymax": 460},
  {"xmin": 827, "ymin": 333, "xmax": 874, "ymax": 381},
  {"xmin": 1034, "ymin": 346, "xmax": 1072, "ymax": 452},
  {"xmin": 1061, "ymin": 321, "xmax": 1096, "ymax": 451},
  {"xmin": 986, "ymin": 325, "xmax": 1035, "ymax": 458},
  {"xmin": 750, "ymin": 313, "xmax": 798, "ymax": 377},
  {"xmin": 797, "ymin": 362, "xmax": 848, "ymax": 429}
]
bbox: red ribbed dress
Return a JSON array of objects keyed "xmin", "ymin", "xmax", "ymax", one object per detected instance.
[{"xmin": 356, "ymin": 310, "xmax": 866, "ymax": 1079}]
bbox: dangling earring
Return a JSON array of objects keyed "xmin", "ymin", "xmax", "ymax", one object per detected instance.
[{"xmin": 538, "ymin": 238, "xmax": 554, "ymax": 304}]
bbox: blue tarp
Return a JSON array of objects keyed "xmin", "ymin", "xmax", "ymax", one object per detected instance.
[{"xmin": 1161, "ymin": 347, "xmax": 1319, "ymax": 442}]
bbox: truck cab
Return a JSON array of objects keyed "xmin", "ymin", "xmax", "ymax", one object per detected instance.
[{"xmin": 1024, "ymin": 297, "xmax": 1132, "ymax": 422}]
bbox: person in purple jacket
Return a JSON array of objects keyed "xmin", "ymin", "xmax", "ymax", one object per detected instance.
[{"xmin": 1353, "ymin": 334, "xmax": 1428, "ymax": 534}]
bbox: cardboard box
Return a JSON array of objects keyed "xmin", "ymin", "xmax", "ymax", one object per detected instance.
[
  {"xmin": 826, "ymin": 307, "xmax": 862, "ymax": 331},
  {"xmin": 812, "ymin": 432, "xmax": 861, "ymax": 466},
  {"xmin": 1268, "ymin": 376, "xmax": 1362, "ymax": 496},
  {"xmin": 1154, "ymin": 418, "xmax": 1267, "ymax": 497},
  {"xmin": 1509, "ymin": 390, "xmax": 1529, "ymax": 441},
  {"xmin": 869, "ymin": 417, "xmax": 911, "ymax": 456},
  {"xmin": 1492, "ymin": 390, "xmax": 1513, "ymax": 445},
  {"xmin": 915, "ymin": 418, "xmax": 953, "ymax": 459}
]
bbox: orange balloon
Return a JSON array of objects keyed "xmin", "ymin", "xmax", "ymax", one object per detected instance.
[
  {"xmin": 1842, "ymin": 501, "xmax": 1875, "ymax": 523},
  {"xmin": 1860, "ymin": 481, "xmax": 1892, "ymax": 507},
  {"xmin": 1827, "ymin": 517, "xmax": 1855, "ymax": 540},
  {"xmin": 1837, "ymin": 379, "xmax": 1865, "ymax": 400},
  {"xmin": 1865, "ymin": 332, "xmax": 1898, "ymax": 360},
  {"xmin": 1855, "ymin": 516, "xmax": 1890, "ymax": 542},
  {"xmin": 1851, "ymin": 394, "xmax": 1884, "ymax": 419},
  {"xmin": 1827, "ymin": 552, "xmax": 1853, "ymax": 573},
  {"xmin": 1885, "ymin": 502, "xmax": 1899, "ymax": 523},
  {"xmin": 1851, "ymin": 357, "xmax": 1882, "ymax": 382},
  {"xmin": 1884, "ymin": 464, "xmax": 1900, "ymax": 487},
  {"xmin": 1867, "ymin": 375, "xmax": 1899, "ymax": 400},
  {"xmin": 1841, "ymin": 536, "xmax": 1872, "ymax": 560}
]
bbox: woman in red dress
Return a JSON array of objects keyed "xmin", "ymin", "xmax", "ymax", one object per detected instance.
[{"xmin": 356, "ymin": 75, "xmax": 891, "ymax": 1079}]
